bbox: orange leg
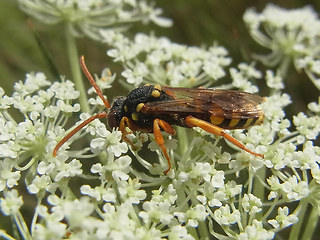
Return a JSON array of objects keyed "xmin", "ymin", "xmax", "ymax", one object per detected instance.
[
  {"xmin": 53, "ymin": 112, "xmax": 107, "ymax": 156},
  {"xmin": 185, "ymin": 116, "xmax": 263, "ymax": 158},
  {"xmin": 119, "ymin": 117, "xmax": 141, "ymax": 149},
  {"xmin": 153, "ymin": 119, "xmax": 176, "ymax": 174}
]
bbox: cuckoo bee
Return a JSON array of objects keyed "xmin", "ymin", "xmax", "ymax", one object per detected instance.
[{"xmin": 53, "ymin": 56, "xmax": 264, "ymax": 174}]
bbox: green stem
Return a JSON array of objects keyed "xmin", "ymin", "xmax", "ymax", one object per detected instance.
[
  {"xmin": 300, "ymin": 205, "xmax": 318, "ymax": 240},
  {"xmin": 289, "ymin": 200, "xmax": 308, "ymax": 240},
  {"xmin": 14, "ymin": 212, "xmax": 32, "ymax": 240},
  {"xmin": 177, "ymin": 127, "xmax": 189, "ymax": 158},
  {"xmin": 65, "ymin": 23, "xmax": 90, "ymax": 113},
  {"xmin": 198, "ymin": 220, "xmax": 209, "ymax": 239},
  {"xmin": 252, "ymin": 166, "xmax": 266, "ymax": 220},
  {"xmin": 174, "ymin": 183, "xmax": 198, "ymax": 239}
]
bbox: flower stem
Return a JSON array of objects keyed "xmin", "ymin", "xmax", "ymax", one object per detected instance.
[
  {"xmin": 300, "ymin": 205, "xmax": 318, "ymax": 240},
  {"xmin": 65, "ymin": 23, "xmax": 90, "ymax": 113},
  {"xmin": 289, "ymin": 199, "xmax": 308, "ymax": 240},
  {"xmin": 252, "ymin": 166, "xmax": 266, "ymax": 219},
  {"xmin": 177, "ymin": 127, "xmax": 189, "ymax": 157}
]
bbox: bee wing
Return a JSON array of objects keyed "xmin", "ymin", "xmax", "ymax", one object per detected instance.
[{"xmin": 143, "ymin": 87, "xmax": 264, "ymax": 119}]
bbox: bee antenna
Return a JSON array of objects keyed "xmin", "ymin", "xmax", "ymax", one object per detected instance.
[{"xmin": 80, "ymin": 56, "xmax": 110, "ymax": 109}]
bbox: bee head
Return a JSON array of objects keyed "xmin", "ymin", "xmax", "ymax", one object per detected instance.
[{"xmin": 107, "ymin": 96, "xmax": 126, "ymax": 129}]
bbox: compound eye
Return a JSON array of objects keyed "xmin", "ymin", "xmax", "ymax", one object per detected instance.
[{"xmin": 107, "ymin": 110, "xmax": 120, "ymax": 129}]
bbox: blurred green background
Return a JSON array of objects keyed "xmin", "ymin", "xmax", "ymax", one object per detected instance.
[{"xmin": 0, "ymin": 0, "xmax": 319, "ymax": 238}]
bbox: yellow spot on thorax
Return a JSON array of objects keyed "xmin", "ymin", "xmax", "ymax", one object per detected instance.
[
  {"xmin": 153, "ymin": 84, "xmax": 162, "ymax": 90},
  {"xmin": 131, "ymin": 113, "xmax": 138, "ymax": 121},
  {"xmin": 151, "ymin": 90, "xmax": 161, "ymax": 98},
  {"xmin": 136, "ymin": 103, "xmax": 145, "ymax": 112}
]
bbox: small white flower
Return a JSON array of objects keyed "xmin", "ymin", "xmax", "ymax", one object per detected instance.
[
  {"xmin": 188, "ymin": 162, "xmax": 211, "ymax": 181},
  {"xmin": 230, "ymin": 63, "xmax": 261, "ymax": 93},
  {"xmin": 267, "ymin": 175, "xmax": 282, "ymax": 200},
  {"xmin": 98, "ymin": 202, "xmax": 138, "ymax": 239},
  {"xmin": 213, "ymin": 204, "xmax": 241, "ymax": 225},
  {"xmin": 167, "ymin": 225, "xmax": 195, "ymax": 240},
  {"xmin": 139, "ymin": 1, "xmax": 172, "ymax": 27},
  {"xmin": 264, "ymin": 142, "xmax": 296, "ymax": 170},
  {"xmin": 281, "ymin": 176, "xmax": 309, "ymax": 200},
  {"xmin": 50, "ymin": 80, "xmax": 80, "ymax": 100},
  {"xmin": 14, "ymin": 72, "xmax": 50, "ymax": 96},
  {"xmin": 0, "ymin": 87, "xmax": 13, "ymax": 109},
  {"xmin": 293, "ymin": 141, "xmax": 320, "ymax": 170},
  {"xmin": 0, "ymin": 189, "xmax": 23, "ymax": 216},
  {"xmin": 140, "ymin": 200, "xmax": 174, "ymax": 225},
  {"xmin": 175, "ymin": 204, "xmax": 208, "ymax": 227},
  {"xmin": 118, "ymin": 178, "xmax": 147, "ymax": 204},
  {"xmin": 37, "ymin": 161, "xmax": 56, "ymax": 176},
  {"xmin": 27, "ymin": 175, "xmax": 54, "ymax": 194},
  {"xmin": 80, "ymin": 185, "xmax": 116, "ymax": 202},
  {"xmin": 91, "ymin": 155, "xmax": 132, "ymax": 181},
  {"xmin": 33, "ymin": 221, "xmax": 67, "ymax": 240},
  {"xmin": 121, "ymin": 63, "xmax": 148, "ymax": 87},
  {"xmin": 237, "ymin": 220, "xmax": 274, "ymax": 240},
  {"xmin": 54, "ymin": 159, "xmax": 83, "ymax": 182},
  {"xmin": 217, "ymin": 181, "xmax": 242, "ymax": 200},
  {"xmin": 151, "ymin": 184, "xmax": 177, "ymax": 205},
  {"xmin": 265, "ymin": 70, "xmax": 284, "ymax": 89},
  {"xmin": 209, "ymin": 169, "xmax": 225, "ymax": 188},
  {"xmin": 241, "ymin": 194, "xmax": 262, "ymax": 215},
  {"xmin": 262, "ymin": 93, "xmax": 291, "ymax": 121},
  {"xmin": 268, "ymin": 206, "xmax": 298, "ymax": 229},
  {"xmin": 90, "ymin": 128, "xmax": 128, "ymax": 157},
  {"xmin": 56, "ymin": 99, "xmax": 80, "ymax": 113},
  {"xmin": 134, "ymin": 226, "xmax": 162, "ymax": 240},
  {"xmin": 0, "ymin": 159, "xmax": 21, "ymax": 191},
  {"xmin": 50, "ymin": 196, "xmax": 95, "ymax": 228},
  {"xmin": 88, "ymin": 68, "xmax": 115, "ymax": 96},
  {"xmin": 293, "ymin": 112, "xmax": 320, "ymax": 140},
  {"xmin": 308, "ymin": 97, "xmax": 320, "ymax": 113}
]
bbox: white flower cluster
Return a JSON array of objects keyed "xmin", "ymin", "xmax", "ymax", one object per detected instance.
[
  {"xmin": 0, "ymin": 73, "xmax": 82, "ymax": 192},
  {"xmin": 18, "ymin": 0, "xmax": 172, "ymax": 40},
  {"xmin": 101, "ymin": 31, "xmax": 232, "ymax": 87},
  {"xmin": 1, "ymin": 3, "xmax": 320, "ymax": 240},
  {"xmin": 244, "ymin": 4, "xmax": 320, "ymax": 90}
]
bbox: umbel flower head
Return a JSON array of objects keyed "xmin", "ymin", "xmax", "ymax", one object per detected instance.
[
  {"xmin": 101, "ymin": 31, "xmax": 232, "ymax": 88},
  {"xmin": 244, "ymin": 3, "xmax": 320, "ymax": 89},
  {"xmin": 0, "ymin": 73, "xmax": 82, "ymax": 191},
  {"xmin": 18, "ymin": 0, "xmax": 172, "ymax": 40}
]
